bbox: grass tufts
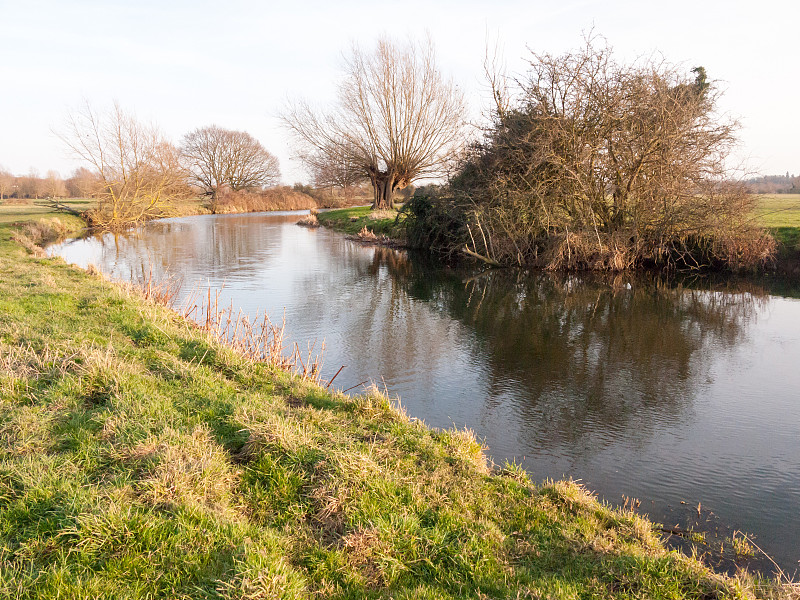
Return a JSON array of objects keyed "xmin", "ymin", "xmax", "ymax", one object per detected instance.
[{"xmin": 0, "ymin": 207, "xmax": 794, "ymax": 598}]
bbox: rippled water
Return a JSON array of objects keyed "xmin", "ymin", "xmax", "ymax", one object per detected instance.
[{"xmin": 49, "ymin": 211, "xmax": 800, "ymax": 574}]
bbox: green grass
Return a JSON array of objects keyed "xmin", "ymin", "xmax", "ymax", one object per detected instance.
[
  {"xmin": 753, "ymin": 195, "xmax": 800, "ymax": 228},
  {"xmin": 0, "ymin": 199, "xmax": 95, "ymax": 225},
  {"xmin": 0, "ymin": 206, "xmax": 792, "ymax": 598},
  {"xmin": 318, "ymin": 206, "xmax": 404, "ymax": 237},
  {"xmin": 752, "ymin": 194, "xmax": 800, "ymax": 251}
]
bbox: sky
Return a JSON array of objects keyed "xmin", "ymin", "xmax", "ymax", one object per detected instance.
[{"xmin": 1, "ymin": 0, "xmax": 798, "ymax": 183}]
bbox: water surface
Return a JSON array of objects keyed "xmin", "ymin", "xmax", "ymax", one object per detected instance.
[{"xmin": 49, "ymin": 211, "xmax": 800, "ymax": 574}]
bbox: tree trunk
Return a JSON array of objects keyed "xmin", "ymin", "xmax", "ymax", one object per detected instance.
[{"xmin": 370, "ymin": 172, "xmax": 397, "ymax": 210}]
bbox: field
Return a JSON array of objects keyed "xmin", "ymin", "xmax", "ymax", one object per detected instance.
[
  {"xmin": 752, "ymin": 194, "xmax": 800, "ymax": 250},
  {"xmin": 752, "ymin": 194, "xmax": 800, "ymax": 228},
  {"xmin": 0, "ymin": 199, "xmax": 95, "ymax": 224}
]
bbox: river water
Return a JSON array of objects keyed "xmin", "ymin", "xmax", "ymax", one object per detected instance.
[{"xmin": 48, "ymin": 211, "xmax": 800, "ymax": 575}]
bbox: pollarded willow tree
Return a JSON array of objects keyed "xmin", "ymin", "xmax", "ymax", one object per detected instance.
[
  {"xmin": 447, "ymin": 38, "xmax": 775, "ymax": 270},
  {"xmin": 283, "ymin": 37, "xmax": 468, "ymax": 210},
  {"xmin": 181, "ymin": 126, "xmax": 281, "ymax": 213}
]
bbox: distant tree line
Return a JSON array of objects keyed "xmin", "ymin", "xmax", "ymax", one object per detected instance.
[
  {"xmin": 0, "ymin": 168, "xmax": 88, "ymax": 201},
  {"xmin": 745, "ymin": 174, "xmax": 800, "ymax": 194}
]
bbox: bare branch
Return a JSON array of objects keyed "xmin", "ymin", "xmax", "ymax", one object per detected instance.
[
  {"xmin": 283, "ymin": 36, "xmax": 468, "ymax": 210},
  {"xmin": 180, "ymin": 126, "xmax": 281, "ymax": 212}
]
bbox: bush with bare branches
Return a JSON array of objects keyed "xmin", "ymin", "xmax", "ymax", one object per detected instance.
[
  {"xmin": 57, "ymin": 102, "xmax": 191, "ymax": 229},
  {"xmin": 441, "ymin": 38, "xmax": 774, "ymax": 271}
]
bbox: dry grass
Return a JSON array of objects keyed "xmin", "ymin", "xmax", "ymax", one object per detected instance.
[
  {"xmin": 131, "ymin": 272, "xmax": 326, "ymax": 385},
  {"xmin": 214, "ymin": 187, "xmax": 318, "ymax": 214},
  {"xmin": 9, "ymin": 217, "xmax": 77, "ymax": 257},
  {"xmin": 296, "ymin": 213, "xmax": 320, "ymax": 228},
  {"xmin": 366, "ymin": 209, "xmax": 397, "ymax": 221},
  {"xmin": 179, "ymin": 288, "xmax": 325, "ymax": 384}
]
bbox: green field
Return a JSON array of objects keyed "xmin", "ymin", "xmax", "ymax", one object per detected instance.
[
  {"xmin": 752, "ymin": 194, "xmax": 800, "ymax": 228},
  {"xmin": 752, "ymin": 194, "xmax": 800, "ymax": 251},
  {"xmin": 0, "ymin": 199, "xmax": 95, "ymax": 225},
  {"xmin": 0, "ymin": 207, "xmax": 791, "ymax": 598}
]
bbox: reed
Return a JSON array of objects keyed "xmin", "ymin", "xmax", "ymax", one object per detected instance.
[{"xmin": 137, "ymin": 274, "xmax": 325, "ymax": 384}]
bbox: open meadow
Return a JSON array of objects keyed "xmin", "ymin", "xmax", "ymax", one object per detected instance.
[{"xmin": 752, "ymin": 194, "xmax": 800, "ymax": 251}]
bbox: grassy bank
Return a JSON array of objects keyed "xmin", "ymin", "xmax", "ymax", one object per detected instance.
[
  {"xmin": 1, "ymin": 209, "xmax": 796, "ymax": 598},
  {"xmin": 321, "ymin": 197, "xmax": 800, "ymax": 270},
  {"xmin": 317, "ymin": 206, "xmax": 403, "ymax": 237}
]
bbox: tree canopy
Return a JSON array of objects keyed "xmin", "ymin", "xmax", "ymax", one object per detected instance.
[
  {"xmin": 181, "ymin": 126, "xmax": 281, "ymax": 212},
  {"xmin": 284, "ymin": 37, "xmax": 468, "ymax": 210}
]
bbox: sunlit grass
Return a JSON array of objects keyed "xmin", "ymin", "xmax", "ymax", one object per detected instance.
[
  {"xmin": 0, "ymin": 208, "xmax": 793, "ymax": 598},
  {"xmin": 317, "ymin": 206, "xmax": 402, "ymax": 236},
  {"xmin": 0, "ymin": 199, "xmax": 94, "ymax": 224},
  {"xmin": 751, "ymin": 194, "xmax": 800, "ymax": 250},
  {"xmin": 753, "ymin": 194, "xmax": 800, "ymax": 228}
]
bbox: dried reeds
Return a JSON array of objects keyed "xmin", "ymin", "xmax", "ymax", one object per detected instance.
[
  {"xmin": 214, "ymin": 188, "xmax": 317, "ymax": 214},
  {"xmin": 136, "ymin": 263, "xmax": 183, "ymax": 307},
  {"xmin": 296, "ymin": 213, "xmax": 320, "ymax": 228},
  {"xmin": 137, "ymin": 275, "xmax": 325, "ymax": 384}
]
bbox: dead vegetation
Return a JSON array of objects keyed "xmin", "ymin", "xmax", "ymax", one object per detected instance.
[
  {"xmin": 213, "ymin": 187, "xmax": 318, "ymax": 214},
  {"xmin": 296, "ymin": 212, "xmax": 320, "ymax": 228},
  {"xmin": 9, "ymin": 217, "xmax": 77, "ymax": 256},
  {"xmin": 410, "ymin": 38, "xmax": 775, "ymax": 271},
  {"xmin": 135, "ymin": 275, "xmax": 326, "ymax": 385}
]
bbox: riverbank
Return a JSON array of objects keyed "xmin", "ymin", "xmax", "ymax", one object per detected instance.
[
  {"xmin": 0, "ymin": 189, "xmax": 363, "ymax": 233},
  {"xmin": 319, "ymin": 202, "xmax": 800, "ymax": 273},
  {"xmin": 316, "ymin": 205, "xmax": 404, "ymax": 236},
  {"xmin": 2, "ymin": 216, "xmax": 795, "ymax": 597}
]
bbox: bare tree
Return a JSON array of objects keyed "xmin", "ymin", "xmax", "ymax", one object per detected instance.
[
  {"xmin": 284, "ymin": 37, "xmax": 468, "ymax": 210},
  {"xmin": 180, "ymin": 126, "xmax": 281, "ymax": 212},
  {"xmin": 0, "ymin": 168, "xmax": 13, "ymax": 200},
  {"xmin": 57, "ymin": 101, "xmax": 188, "ymax": 229}
]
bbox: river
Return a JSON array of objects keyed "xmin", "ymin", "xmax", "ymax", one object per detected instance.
[{"xmin": 48, "ymin": 210, "xmax": 800, "ymax": 575}]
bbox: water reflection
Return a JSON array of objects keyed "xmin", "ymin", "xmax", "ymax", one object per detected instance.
[
  {"xmin": 388, "ymin": 262, "xmax": 753, "ymax": 444},
  {"xmin": 48, "ymin": 212, "xmax": 800, "ymax": 574}
]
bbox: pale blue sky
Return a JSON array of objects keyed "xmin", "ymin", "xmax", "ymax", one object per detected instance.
[{"xmin": 1, "ymin": 0, "xmax": 797, "ymax": 182}]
